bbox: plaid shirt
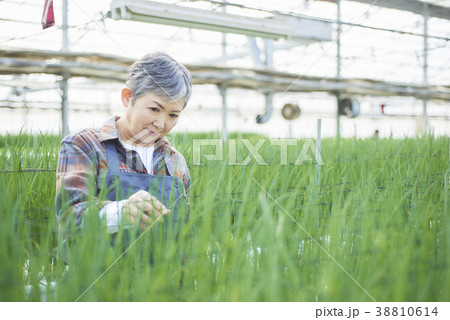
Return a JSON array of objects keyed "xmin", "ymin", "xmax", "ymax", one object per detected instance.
[{"xmin": 56, "ymin": 116, "xmax": 190, "ymax": 229}]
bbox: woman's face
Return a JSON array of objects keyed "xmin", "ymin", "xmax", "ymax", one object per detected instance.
[{"xmin": 120, "ymin": 88, "xmax": 184, "ymax": 146}]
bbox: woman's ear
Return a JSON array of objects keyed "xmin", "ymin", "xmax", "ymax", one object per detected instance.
[{"xmin": 121, "ymin": 87, "xmax": 133, "ymax": 108}]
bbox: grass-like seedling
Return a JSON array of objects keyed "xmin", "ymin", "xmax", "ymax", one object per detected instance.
[{"xmin": 0, "ymin": 132, "xmax": 448, "ymax": 301}]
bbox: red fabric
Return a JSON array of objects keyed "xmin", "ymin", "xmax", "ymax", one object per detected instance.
[{"xmin": 41, "ymin": 0, "xmax": 55, "ymax": 29}]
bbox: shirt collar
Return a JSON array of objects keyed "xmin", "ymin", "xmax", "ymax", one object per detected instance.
[
  {"xmin": 98, "ymin": 116, "xmax": 174, "ymax": 154},
  {"xmin": 98, "ymin": 116, "xmax": 120, "ymax": 142}
]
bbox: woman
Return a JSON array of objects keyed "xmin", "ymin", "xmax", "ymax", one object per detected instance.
[{"xmin": 56, "ymin": 52, "xmax": 192, "ymax": 236}]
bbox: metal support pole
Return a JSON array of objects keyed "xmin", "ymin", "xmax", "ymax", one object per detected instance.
[
  {"xmin": 264, "ymin": 39, "xmax": 274, "ymax": 125},
  {"xmin": 61, "ymin": 0, "xmax": 69, "ymax": 136},
  {"xmin": 336, "ymin": 92, "xmax": 341, "ymax": 138},
  {"xmin": 337, "ymin": 0, "xmax": 341, "ymax": 80},
  {"xmin": 264, "ymin": 39, "xmax": 274, "ymax": 67},
  {"xmin": 23, "ymin": 91, "xmax": 29, "ymax": 127},
  {"xmin": 219, "ymin": 85, "xmax": 228, "ymax": 139},
  {"xmin": 61, "ymin": 73, "xmax": 69, "ymax": 136},
  {"xmin": 261, "ymin": 90, "xmax": 274, "ymax": 123},
  {"xmin": 248, "ymin": 37, "xmax": 262, "ymax": 65},
  {"xmin": 423, "ymin": 2, "xmax": 429, "ymax": 133},
  {"xmin": 336, "ymin": 0, "xmax": 342, "ymax": 138},
  {"xmin": 221, "ymin": 1, "xmax": 227, "ymax": 59},
  {"xmin": 317, "ymin": 119, "xmax": 322, "ymax": 188},
  {"xmin": 255, "ymin": 39, "xmax": 275, "ymax": 124},
  {"xmin": 62, "ymin": 0, "xmax": 69, "ymax": 51}
]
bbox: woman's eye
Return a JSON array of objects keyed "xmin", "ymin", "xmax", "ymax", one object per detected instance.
[
  {"xmin": 149, "ymin": 107, "xmax": 159, "ymax": 112},
  {"xmin": 170, "ymin": 114, "xmax": 179, "ymax": 118}
]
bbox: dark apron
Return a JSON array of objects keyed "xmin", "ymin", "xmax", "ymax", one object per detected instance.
[{"xmin": 103, "ymin": 140, "xmax": 187, "ymax": 247}]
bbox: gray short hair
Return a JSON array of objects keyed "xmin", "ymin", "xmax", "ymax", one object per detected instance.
[{"xmin": 126, "ymin": 52, "xmax": 192, "ymax": 108}]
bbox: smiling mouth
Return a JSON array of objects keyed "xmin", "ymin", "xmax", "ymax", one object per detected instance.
[{"xmin": 147, "ymin": 129, "xmax": 160, "ymax": 135}]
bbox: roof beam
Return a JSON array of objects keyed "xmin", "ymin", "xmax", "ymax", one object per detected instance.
[
  {"xmin": 0, "ymin": 48, "xmax": 449, "ymax": 101},
  {"xmin": 108, "ymin": 0, "xmax": 332, "ymax": 41},
  {"xmin": 346, "ymin": 0, "xmax": 450, "ymax": 20}
]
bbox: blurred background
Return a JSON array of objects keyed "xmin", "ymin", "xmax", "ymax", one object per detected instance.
[{"xmin": 0, "ymin": 0, "xmax": 449, "ymax": 138}]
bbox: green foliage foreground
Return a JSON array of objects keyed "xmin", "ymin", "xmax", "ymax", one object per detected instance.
[{"xmin": 0, "ymin": 132, "xmax": 449, "ymax": 301}]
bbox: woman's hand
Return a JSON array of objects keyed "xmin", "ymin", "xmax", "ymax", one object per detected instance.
[{"xmin": 122, "ymin": 190, "xmax": 170, "ymax": 231}]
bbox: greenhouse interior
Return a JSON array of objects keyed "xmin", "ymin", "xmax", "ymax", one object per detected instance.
[{"xmin": 0, "ymin": 0, "xmax": 449, "ymax": 308}]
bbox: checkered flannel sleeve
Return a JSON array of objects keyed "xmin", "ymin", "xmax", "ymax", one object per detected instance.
[{"xmin": 55, "ymin": 139, "xmax": 109, "ymax": 230}]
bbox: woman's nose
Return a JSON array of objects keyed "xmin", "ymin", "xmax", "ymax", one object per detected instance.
[{"xmin": 153, "ymin": 117, "xmax": 165, "ymax": 130}]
